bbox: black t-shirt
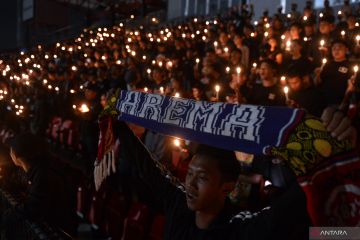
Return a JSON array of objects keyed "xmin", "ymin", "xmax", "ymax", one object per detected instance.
[
  {"xmin": 319, "ymin": 60, "xmax": 351, "ymax": 106},
  {"xmin": 246, "ymin": 83, "xmax": 286, "ymax": 106},
  {"xmin": 285, "ymin": 56, "xmax": 315, "ymax": 76},
  {"xmin": 289, "ymin": 86, "xmax": 327, "ymax": 117}
]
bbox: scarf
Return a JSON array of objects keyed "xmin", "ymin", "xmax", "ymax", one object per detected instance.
[{"xmin": 116, "ymin": 90, "xmax": 353, "ymax": 176}]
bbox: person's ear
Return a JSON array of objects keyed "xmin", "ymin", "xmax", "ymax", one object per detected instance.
[{"xmin": 221, "ymin": 181, "xmax": 236, "ymax": 195}]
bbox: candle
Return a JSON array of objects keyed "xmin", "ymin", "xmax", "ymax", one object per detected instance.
[
  {"xmin": 236, "ymin": 67, "xmax": 241, "ymax": 82},
  {"xmin": 71, "ymin": 66, "xmax": 77, "ymax": 71},
  {"xmin": 160, "ymin": 87, "xmax": 164, "ymax": 94},
  {"xmin": 304, "ymin": 37, "xmax": 308, "ymax": 42},
  {"xmin": 356, "ymin": 35, "xmax": 360, "ymax": 46},
  {"xmin": 174, "ymin": 92, "xmax": 180, "ymax": 98},
  {"xmin": 215, "ymin": 85, "xmax": 220, "ymax": 101},
  {"xmin": 79, "ymin": 103, "xmax": 90, "ymax": 113},
  {"xmin": 252, "ymin": 62, "xmax": 257, "ymax": 68},
  {"xmin": 338, "ymin": 10, "xmax": 342, "ymax": 15},
  {"xmin": 280, "ymin": 76, "xmax": 286, "ymax": 85},
  {"xmin": 214, "ymin": 41, "xmax": 218, "ymax": 47},
  {"xmin": 321, "ymin": 58, "xmax": 327, "ymax": 71},
  {"xmin": 319, "ymin": 13, "xmax": 323, "ymax": 18},
  {"xmin": 286, "ymin": 40, "xmax": 291, "ymax": 51},
  {"xmin": 225, "ymin": 66, "xmax": 230, "ymax": 73},
  {"xmin": 353, "ymin": 65, "xmax": 358, "ymax": 78},
  {"xmin": 283, "ymin": 86, "xmax": 289, "ymax": 101},
  {"xmin": 224, "ymin": 47, "xmax": 229, "ymax": 53},
  {"xmin": 320, "ymin": 39, "xmax": 325, "ymax": 48},
  {"xmin": 341, "ymin": 30, "xmax": 345, "ymax": 38},
  {"xmin": 303, "ymin": 16, "xmax": 308, "ymax": 21},
  {"xmin": 173, "ymin": 138, "xmax": 181, "ymax": 147},
  {"xmin": 144, "ymin": 87, "xmax": 148, "ymax": 92}
]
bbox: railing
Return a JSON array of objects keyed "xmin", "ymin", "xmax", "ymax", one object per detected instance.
[{"xmin": 0, "ymin": 188, "xmax": 73, "ymax": 240}]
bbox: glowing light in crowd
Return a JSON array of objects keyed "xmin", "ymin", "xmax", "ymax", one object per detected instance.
[
  {"xmin": 173, "ymin": 138, "xmax": 181, "ymax": 147},
  {"xmin": 160, "ymin": 87, "xmax": 164, "ymax": 94},
  {"xmin": 280, "ymin": 76, "xmax": 286, "ymax": 85},
  {"xmin": 215, "ymin": 85, "xmax": 220, "ymax": 100},
  {"xmin": 174, "ymin": 92, "xmax": 180, "ymax": 98},
  {"xmin": 144, "ymin": 87, "xmax": 148, "ymax": 92},
  {"xmin": 79, "ymin": 103, "xmax": 90, "ymax": 113},
  {"xmin": 283, "ymin": 86, "xmax": 289, "ymax": 101},
  {"xmin": 71, "ymin": 66, "xmax": 77, "ymax": 71},
  {"xmin": 286, "ymin": 40, "xmax": 291, "ymax": 51},
  {"xmin": 354, "ymin": 65, "xmax": 359, "ymax": 78},
  {"xmin": 226, "ymin": 66, "xmax": 230, "ymax": 73}
]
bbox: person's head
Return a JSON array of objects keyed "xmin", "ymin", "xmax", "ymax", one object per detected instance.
[
  {"xmin": 290, "ymin": 39, "xmax": 303, "ymax": 57},
  {"xmin": 259, "ymin": 59, "xmax": 278, "ymax": 83},
  {"xmin": 290, "ymin": 23, "xmax": 302, "ymax": 40},
  {"xmin": 319, "ymin": 16, "xmax": 335, "ymax": 34},
  {"xmin": 230, "ymin": 49, "xmax": 242, "ymax": 65},
  {"xmin": 219, "ymin": 32, "xmax": 229, "ymax": 45},
  {"xmin": 152, "ymin": 68, "xmax": 165, "ymax": 84},
  {"xmin": 231, "ymin": 68, "xmax": 247, "ymax": 88},
  {"xmin": 287, "ymin": 68, "xmax": 305, "ymax": 92},
  {"xmin": 185, "ymin": 145, "xmax": 240, "ymax": 212},
  {"xmin": 331, "ymin": 39, "xmax": 348, "ymax": 62},
  {"xmin": 84, "ymin": 83, "xmax": 98, "ymax": 100},
  {"xmin": 7, "ymin": 133, "xmax": 48, "ymax": 172}
]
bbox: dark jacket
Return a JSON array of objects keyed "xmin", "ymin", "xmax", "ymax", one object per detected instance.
[
  {"xmin": 117, "ymin": 122, "xmax": 309, "ymax": 240},
  {"xmin": 16, "ymin": 159, "xmax": 78, "ymax": 234}
]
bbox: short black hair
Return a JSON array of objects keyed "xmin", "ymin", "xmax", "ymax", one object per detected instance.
[{"xmin": 194, "ymin": 144, "xmax": 240, "ymax": 182}]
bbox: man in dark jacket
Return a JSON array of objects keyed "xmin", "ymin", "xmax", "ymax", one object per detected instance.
[
  {"xmin": 117, "ymin": 107, "xmax": 356, "ymax": 240},
  {"xmin": 3, "ymin": 133, "xmax": 78, "ymax": 239}
]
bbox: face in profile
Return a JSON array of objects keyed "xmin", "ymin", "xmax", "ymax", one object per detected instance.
[{"xmin": 185, "ymin": 155, "xmax": 228, "ymax": 211}]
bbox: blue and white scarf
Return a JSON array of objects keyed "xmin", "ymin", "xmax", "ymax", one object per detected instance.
[{"xmin": 116, "ymin": 90, "xmax": 304, "ymax": 155}]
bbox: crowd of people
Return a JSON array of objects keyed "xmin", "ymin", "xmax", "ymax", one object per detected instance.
[{"xmin": 0, "ymin": 0, "xmax": 360, "ymax": 239}]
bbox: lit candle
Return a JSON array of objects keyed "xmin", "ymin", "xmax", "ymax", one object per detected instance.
[
  {"xmin": 319, "ymin": 12, "xmax": 323, "ymax": 18},
  {"xmin": 214, "ymin": 41, "xmax": 218, "ymax": 48},
  {"xmin": 144, "ymin": 87, "xmax": 148, "ymax": 92},
  {"xmin": 160, "ymin": 87, "xmax": 164, "ymax": 94},
  {"xmin": 236, "ymin": 66, "xmax": 241, "ymax": 81},
  {"xmin": 224, "ymin": 47, "xmax": 229, "ymax": 53},
  {"xmin": 215, "ymin": 85, "xmax": 220, "ymax": 101},
  {"xmin": 286, "ymin": 40, "xmax": 291, "ymax": 51},
  {"xmin": 321, "ymin": 58, "xmax": 327, "ymax": 71},
  {"xmin": 173, "ymin": 138, "xmax": 181, "ymax": 147},
  {"xmin": 341, "ymin": 30, "xmax": 345, "ymax": 38},
  {"xmin": 174, "ymin": 92, "xmax": 180, "ymax": 98},
  {"xmin": 303, "ymin": 16, "xmax": 308, "ymax": 21},
  {"xmin": 356, "ymin": 35, "xmax": 360, "ymax": 46},
  {"xmin": 71, "ymin": 66, "xmax": 77, "ymax": 71},
  {"xmin": 353, "ymin": 65, "xmax": 358, "ymax": 78},
  {"xmin": 283, "ymin": 86, "xmax": 289, "ymax": 101},
  {"xmin": 338, "ymin": 10, "xmax": 342, "ymax": 15},
  {"xmin": 79, "ymin": 103, "xmax": 90, "ymax": 113},
  {"xmin": 320, "ymin": 39, "xmax": 325, "ymax": 48},
  {"xmin": 225, "ymin": 66, "xmax": 230, "ymax": 73},
  {"xmin": 280, "ymin": 76, "xmax": 286, "ymax": 85},
  {"xmin": 252, "ymin": 62, "xmax": 257, "ymax": 69}
]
